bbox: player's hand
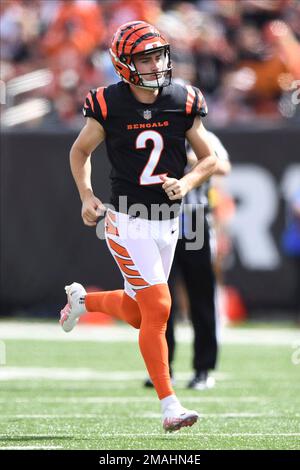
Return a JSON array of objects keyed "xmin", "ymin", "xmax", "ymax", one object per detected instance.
[
  {"xmin": 160, "ymin": 175, "xmax": 189, "ymax": 200},
  {"xmin": 81, "ymin": 193, "xmax": 106, "ymax": 227}
]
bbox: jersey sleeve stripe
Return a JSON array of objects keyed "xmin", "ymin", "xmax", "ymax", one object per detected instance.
[
  {"xmin": 196, "ymin": 89, "xmax": 207, "ymax": 114},
  {"xmin": 196, "ymin": 90, "xmax": 202, "ymax": 111},
  {"xmin": 96, "ymin": 87, "xmax": 107, "ymax": 120},
  {"xmin": 86, "ymin": 92, "xmax": 94, "ymax": 113},
  {"xmin": 185, "ymin": 85, "xmax": 196, "ymax": 115}
]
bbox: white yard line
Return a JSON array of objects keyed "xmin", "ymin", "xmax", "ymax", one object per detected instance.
[
  {"xmin": 0, "ymin": 368, "xmax": 150, "ymax": 381},
  {"xmin": 0, "ymin": 367, "xmax": 229, "ymax": 382},
  {"xmin": 1, "ymin": 433, "xmax": 298, "ymax": 439},
  {"xmin": 97, "ymin": 433, "xmax": 300, "ymax": 439},
  {"xmin": 0, "ymin": 321, "xmax": 299, "ymax": 345},
  {"xmin": 0, "ymin": 445, "xmax": 63, "ymax": 450},
  {"xmin": 0, "ymin": 396, "xmax": 262, "ymax": 404},
  {"xmin": 0, "ymin": 367, "xmax": 296, "ymax": 383},
  {"xmin": 0, "ymin": 412, "xmax": 299, "ymax": 419}
]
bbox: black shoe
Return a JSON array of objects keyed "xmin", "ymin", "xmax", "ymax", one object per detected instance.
[
  {"xmin": 143, "ymin": 377, "xmax": 154, "ymax": 388},
  {"xmin": 187, "ymin": 371, "xmax": 215, "ymax": 390},
  {"xmin": 143, "ymin": 369, "xmax": 175, "ymax": 388}
]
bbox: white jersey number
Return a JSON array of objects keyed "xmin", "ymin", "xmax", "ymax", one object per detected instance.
[{"xmin": 136, "ymin": 130, "xmax": 167, "ymax": 185}]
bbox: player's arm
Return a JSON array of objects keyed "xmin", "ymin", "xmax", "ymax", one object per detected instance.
[
  {"xmin": 161, "ymin": 117, "xmax": 217, "ymax": 200},
  {"xmin": 213, "ymin": 158, "xmax": 231, "ymax": 176},
  {"xmin": 70, "ymin": 117, "xmax": 106, "ymax": 226},
  {"xmin": 184, "ymin": 116, "xmax": 218, "ymax": 186},
  {"xmin": 187, "ymin": 148, "xmax": 231, "ymax": 176}
]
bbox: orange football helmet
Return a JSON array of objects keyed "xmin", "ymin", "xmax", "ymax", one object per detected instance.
[{"xmin": 110, "ymin": 21, "xmax": 172, "ymax": 89}]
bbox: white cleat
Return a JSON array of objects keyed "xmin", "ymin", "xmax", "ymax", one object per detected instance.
[
  {"xmin": 59, "ymin": 282, "xmax": 86, "ymax": 332},
  {"xmin": 192, "ymin": 376, "xmax": 216, "ymax": 391},
  {"xmin": 187, "ymin": 372, "xmax": 216, "ymax": 391},
  {"xmin": 162, "ymin": 406, "xmax": 199, "ymax": 433}
]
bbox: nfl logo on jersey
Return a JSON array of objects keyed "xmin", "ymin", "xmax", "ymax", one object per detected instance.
[{"xmin": 143, "ymin": 110, "xmax": 152, "ymax": 120}]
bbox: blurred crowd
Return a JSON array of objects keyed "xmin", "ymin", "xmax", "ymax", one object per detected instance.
[{"xmin": 1, "ymin": 0, "xmax": 300, "ymax": 128}]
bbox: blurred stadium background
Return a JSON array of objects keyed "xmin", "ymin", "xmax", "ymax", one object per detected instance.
[{"xmin": 0, "ymin": 0, "xmax": 300, "ymax": 451}]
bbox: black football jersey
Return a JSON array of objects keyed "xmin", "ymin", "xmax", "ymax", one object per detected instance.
[{"xmin": 83, "ymin": 81, "xmax": 207, "ymax": 217}]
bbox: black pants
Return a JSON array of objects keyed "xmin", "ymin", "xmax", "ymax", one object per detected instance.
[{"xmin": 167, "ymin": 214, "xmax": 218, "ymax": 373}]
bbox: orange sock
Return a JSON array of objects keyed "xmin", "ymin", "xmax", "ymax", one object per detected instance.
[
  {"xmin": 85, "ymin": 290, "xmax": 141, "ymax": 329},
  {"xmin": 136, "ymin": 283, "xmax": 174, "ymax": 400}
]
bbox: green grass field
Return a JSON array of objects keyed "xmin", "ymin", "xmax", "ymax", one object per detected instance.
[{"xmin": 0, "ymin": 321, "xmax": 299, "ymax": 450}]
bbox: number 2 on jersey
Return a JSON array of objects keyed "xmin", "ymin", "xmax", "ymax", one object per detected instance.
[{"xmin": 136, "ymin": 130, "xmax": 167, "ymax": 185}]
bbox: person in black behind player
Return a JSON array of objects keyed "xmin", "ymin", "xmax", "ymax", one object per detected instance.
[{"xmin": 59, "ymin": 21, "xmax": 217, "ymax": 432}]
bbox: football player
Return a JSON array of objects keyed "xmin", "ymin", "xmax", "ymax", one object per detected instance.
[{"xmin": 59, "ymin": 21, "xmax": 217, "ymax": 432}]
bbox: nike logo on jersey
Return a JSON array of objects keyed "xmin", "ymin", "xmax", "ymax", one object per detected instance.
[{"xmin": 127, "ymin": 121, "xmax": 169, "ymax": 130}]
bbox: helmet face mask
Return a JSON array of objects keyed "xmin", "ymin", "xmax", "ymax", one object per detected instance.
[{"xmin": 110, "ymin": 21, "xmax": 172, "ymax": 90}]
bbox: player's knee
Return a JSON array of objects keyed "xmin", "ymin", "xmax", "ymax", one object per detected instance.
[
  {"xmin": 121, "ymin": 292, "xmax": 142, "ymax": 329},
  {"xmin": 138, "ymin": 283, "xmax": 171, "ymax": 324},
  {"xmin": 155, "ymin": 294, "xmax": 171, "ymax": 323},
  {"xmin": 128, "ymin": 317, "xmax": 141, "ymax": 329}
]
